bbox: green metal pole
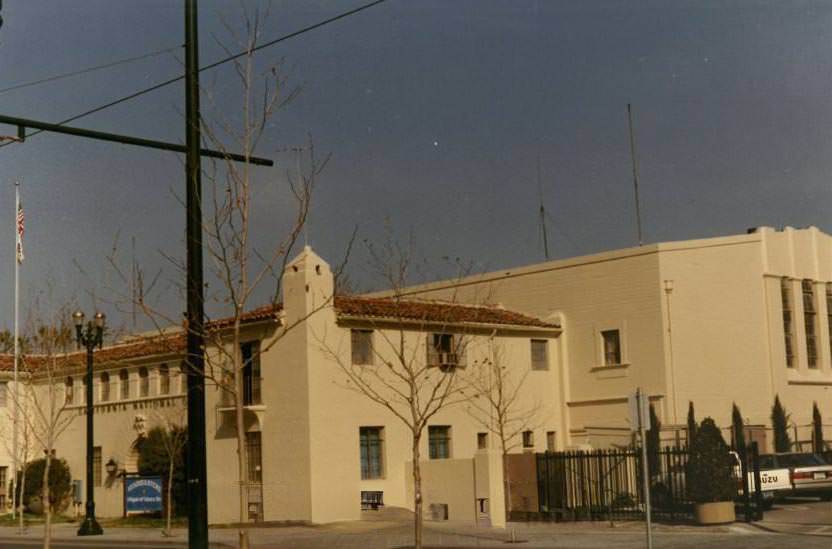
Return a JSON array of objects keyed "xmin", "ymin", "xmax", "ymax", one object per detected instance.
[{"xmin": 185, "ymin": 1, "xmax": 209, "ymax": 547}]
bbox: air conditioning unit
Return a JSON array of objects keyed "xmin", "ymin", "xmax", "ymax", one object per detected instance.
[{"xmin": 429, "ymin": 503, "xmax": 449, "ymax": 521}]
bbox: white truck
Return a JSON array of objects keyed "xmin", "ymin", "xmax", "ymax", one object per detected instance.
[{"xmin": 729, "ymin": 451, "xmax": 792, "ymax": 508}]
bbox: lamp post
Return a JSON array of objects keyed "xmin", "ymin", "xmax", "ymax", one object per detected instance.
[{"xmin": 74, "ymin": 310, "xmax": 105, "ymax": 536}]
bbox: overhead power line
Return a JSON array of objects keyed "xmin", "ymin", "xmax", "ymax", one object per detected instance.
[
  {"xmin": 0, "ymin": 0, "xmax": 388, "ymax": 147},
  {"xmin": 0, "ymin": 45, "xmax": 182, "ymax": 95}
]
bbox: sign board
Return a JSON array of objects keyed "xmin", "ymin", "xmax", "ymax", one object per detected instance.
[
  {"xmin": 124, "ymin": 476, "xmax": 163, "ymax": 514},
  {"xmin": 628, "ymin": 389, "xmax": 651, "ymax": 432}
]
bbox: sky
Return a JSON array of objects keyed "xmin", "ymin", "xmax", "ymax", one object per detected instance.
[{"xmin": 0, "ymin": 0, "xmax": 831, "ymax": 333}]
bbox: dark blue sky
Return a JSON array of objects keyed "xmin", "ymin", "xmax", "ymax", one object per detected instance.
[{"xmin": 0, "ymin": 1, "xmax": 830, "ymax": 330}]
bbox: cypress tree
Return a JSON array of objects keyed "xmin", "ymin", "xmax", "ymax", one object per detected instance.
[
  {"xmin": 732, "ymin": 403, "xmax": 746, "ymax": 455},
  {"xmin": 687, "ymin": 401, "xmax": 697, "ymax": 447},
  {"xmin": 771, "ymin": 395, "xmax": 791, "ymax": 453},
  {"xmin": 813, "ymin": 402, "xmax": 825, "ymax": 453}
]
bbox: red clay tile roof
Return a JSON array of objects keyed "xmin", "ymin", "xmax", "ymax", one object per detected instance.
[
  {"xmin": 334, "ymin": 295, "xmax": 559, "ymax": 329},
  {"xmin": 0, "ymin": 296, "xmax": 556, "ymax": 373}
]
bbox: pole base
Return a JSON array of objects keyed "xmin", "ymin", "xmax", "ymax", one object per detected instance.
[{"xmin": 77, "ymin": 516, "xmax": 103, "ymax": 536}]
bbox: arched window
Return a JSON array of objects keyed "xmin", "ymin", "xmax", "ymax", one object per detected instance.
[
  {"xmin": 100, "ymin": 372, "xmax": 110, "ymax": 402},
  {"xmin": 119, "ymin": 369, "xmax": 129, "ymax": 400},
  {"xmin": 159, "ymin": 364, "xmax": 170, "ymax": 395},
  {"xmin": 65, "ymin": 377, "xmax": 74, "ymax": 405},
  {"xmin": 139, "ymin": 367, "xmax": 149, "ymax": 398}
]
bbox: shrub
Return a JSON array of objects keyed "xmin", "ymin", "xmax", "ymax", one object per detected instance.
[
  {"xmin": 771, "ymin": 395, "xmax": 791, "ymax": 453},
  {"xmin": 15, "ymin": 458, "xmax": 72, "ymax": 514},
  {"xmin": 686, "ymin": 418, "xmax": 735, "ymax": 504}
]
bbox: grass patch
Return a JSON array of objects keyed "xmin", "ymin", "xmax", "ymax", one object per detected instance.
[{"xmin": 0, "ymin": 513, "xmax": 76, "ymax": 526}]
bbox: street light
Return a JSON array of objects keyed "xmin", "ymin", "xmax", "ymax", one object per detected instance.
[{"xmin": 74, "ymin": 310, "xmax": 105, "ymax": 537}]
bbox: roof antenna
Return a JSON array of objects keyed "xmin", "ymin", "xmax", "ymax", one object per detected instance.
[
  {"xmin": 627, "ymin": 103, "xmax": 644, "ymax": 246},
  {"xmin": 537, "ymin": 155, "xmax": 550, "ymax": 260}
]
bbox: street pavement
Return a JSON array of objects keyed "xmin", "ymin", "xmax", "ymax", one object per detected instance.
[{"xmin": 0, "ymin": 499, "xmax": 827, "ymax": 548}]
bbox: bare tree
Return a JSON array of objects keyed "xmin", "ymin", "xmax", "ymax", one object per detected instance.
[
  {"xmin": 144, "ymin": 408, "xmax": 187, "ymax": 537},
  {"xmin": 19, "ymin": 305, "xmax": 76, "ymax": 549},
  {"xmin": 463, "ymin": 341, "xmax": 541, "ymax": 515},
  {"xmin": 318, "ymin": 240, "xmax": 475, "ymax": 549}
]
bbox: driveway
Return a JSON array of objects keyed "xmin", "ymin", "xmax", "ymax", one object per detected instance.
[{"xmin": 755, "ymin": 497, "xmax": 832, "ymax": 537}]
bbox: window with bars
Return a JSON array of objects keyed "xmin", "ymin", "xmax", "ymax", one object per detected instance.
[
  {"xmin": 242, "ymin": 341, "xmax": 262, "ymax": 406},
  {"xmin": 138, "ymin": 367, "xmax": 150, "ymax": 397},
  {"xmin": 360, "ymin": 427, "xmax": 384, "ymax": 479},
  {"xmin": 827, "ymin": 285, "xmax": 832, "ymax": 365},
  {"xmin": 245, "ymin": 432, "xmax": 263, "ymax": 483},
  {"xmin": 803, "ymin": 280, "xmax": 818, "ymax": 369},
  {"xmin": 522, "ymin": 430, "xmax": 534, "ymax": 449},
  {"xmin": 119, "ymin": 369, "xmax": 129, "ymax": 400},
  {"xmin": 0, "ymin": 466, "xmax": 6, "ymax": 494},
  {"xmin": 782, "ymin": 278, "xmax": 795, "ymax": 368},
  {"xmin": 0, "ymin": 382, "xmax": 6, "ymax": 408},
  {"xmin": 601, "ymin": 330, "xmax": 621, "ymax": 366},
  {"xmin": 93, "ymin": 447, "xmax": 102, "ymax": 486},
  {"xmin": 428, "ymin": 426, "xmax": 451, "ymax": 459},
  {"xmin": 351, "ymin": 330, "xmax": 374, "ymax": 365},
  {"xmin": 531, "ymin": 339, "xmax": 549, "ymax": 371},
  {"xmin": 477, "ymin": 432, "xmax": 488, "ymax": 450},
  {"xmin": 100, "ymin": 372, "xmax": 111, "ymax": 402},
  {"xmin": 159, "ymin": 364, "xmax": 170, "ymax": 395}
]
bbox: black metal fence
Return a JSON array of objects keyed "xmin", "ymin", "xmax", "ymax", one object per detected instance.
[{"xmin": 535, "ymin": 446, "xmax": 764, "ymax": 523}]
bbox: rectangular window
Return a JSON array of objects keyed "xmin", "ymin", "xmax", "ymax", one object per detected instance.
[
  {"xmin": 477, "ymin": 432, "xmax": 488, "ymax": 450},
  {"xmin": 351, "ymin": 329, "xmax": 374, "ymax": 365},
  {"xmin": 546, "ymin": 431, "xmax": 556, "ymax": 452},
  {"xmin": 803, "ymin": 280, "xmax": 818, "ymax": 369},
  {"xmin": 245, "ymin": 432, "xmax": 263, "ymax": 483},
  {"xmin": 782, "ymin": 278, "xmax": 795, "ymax": 368},
  {"xmin": 522, "ymin": 430, "xmax": 534, "ymax": 449},
  {"xmin": 360, "ymin": 427, "xmax": 384, "ymax": 479},
  {"xmin": 100, "ymin": 373, "xmax": 110, "ymax": 402},
  {"xmin": 428, "ymin": 334, "xmax": 463, "ymax": 370},
  {"xmin": 159, "ymin": 364, "xmax": 170, "ymax": 395},
  {"xmin": 65, "ymin": 378, "xmax": 74, "ymax": 405},
  {"xmin": 0, "ymin": 466, "xmax": 7, "ymax": 490},
  {"xmin": 428, "ymin": 426, "xmax": 451, "ymax": 459},
  {"xmin": 531, "ymin": 339, "xmax": 549, "ymax": 371},
  {"xmin": 139, "ymin": 367, "xmax": 150, "ymax": 397},
  {"xmin": 119, "ymin": 370, "xmax": 129, "ymax": 400},
  {"xmin": 0, "ymin": 382, "xmax": 6, "ymax": 408},
  {"xmin": 601, "ymin": 330, "xmax": 621, "ymax": 366},
  {"xmin": 93, "ymin": 447, "xmax": 102, "ymax": 487},
  {"xmin": 242, "ymin": 341, "xmax": 262, "ymax": 405}
]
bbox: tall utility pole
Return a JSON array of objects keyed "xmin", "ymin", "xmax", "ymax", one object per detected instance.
[{"xmin": 185, "ymin": 1, "xmax": 209, "ymax": 547}]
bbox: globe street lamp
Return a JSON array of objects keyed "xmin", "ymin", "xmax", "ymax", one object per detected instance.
[{"xmin": 74, "ymin": 310, "xmax": 105, "ymax": 536}]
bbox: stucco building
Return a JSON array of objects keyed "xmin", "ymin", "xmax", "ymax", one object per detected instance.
[{"xmin": 0, "ymin": 226, "xmax": 829, "ymax": 524}]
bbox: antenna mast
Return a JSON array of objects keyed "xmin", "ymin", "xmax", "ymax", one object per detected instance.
[
  {"xmin": 537, "ymin": 155, "xmax": 550, "ymax": 260},
  {"xmin": 627, "ymin": 103, "xmax": 644, "ymax": 246}
]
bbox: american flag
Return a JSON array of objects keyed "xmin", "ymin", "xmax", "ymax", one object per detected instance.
[{"xmin": 16, "ymin": 201, "xmax": 23, "ymax": 264}]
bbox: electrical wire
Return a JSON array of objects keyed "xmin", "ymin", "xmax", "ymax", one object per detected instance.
[
  {"xmin": 0, "ymin": 0, "xmax": 388, "ymax": 147},
  {"xmin": 0, "ymin": 45, "xmax": 182, "ymax": 95}
]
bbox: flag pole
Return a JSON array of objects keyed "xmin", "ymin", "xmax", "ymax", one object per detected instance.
[{"xmin": 11, "ymin": 181, "xmax": 20, "ymax": 520}]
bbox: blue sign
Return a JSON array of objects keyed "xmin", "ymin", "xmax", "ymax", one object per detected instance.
[{"xmin": 125, "ymin": 476, "xmax": 163, "ymax": 513}]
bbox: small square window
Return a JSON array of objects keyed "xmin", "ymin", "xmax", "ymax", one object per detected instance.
[
  {"xmin": 601, "ymin": 330, "xmax": 621, "ymax": 366},
  {"xmin": 351, "ymin": 330, "xmax": 373, "ymax": 365},
  {"xmin": 477, "ymin": 432, "xmax": 488, "ymax": 449},
  {"xmin": 531, "ymin": 339, "xmax": 548, "ymax": 371},
  {"xmin": 522, "ymin": 430, "xmax": 534, "ymax": 449}
]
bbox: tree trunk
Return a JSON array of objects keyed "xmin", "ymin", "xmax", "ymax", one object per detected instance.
[
  {"xmin": 18, "ymin": 461, "xmax": 27, "ymax": 533},
  {"xmin": 42, "ymin": 455, "xmax": 51, "ymax": 549},
  {"xmin": 412, "ymin": 434, "xmax": 423, "ymax": 549},
  {"xmin": 233, "ymin": 321, "xmax": 250, "ymax": 549},
  {"xmin": 165, "ymin": 454, "xmax": 174, "ymax": 536}
]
